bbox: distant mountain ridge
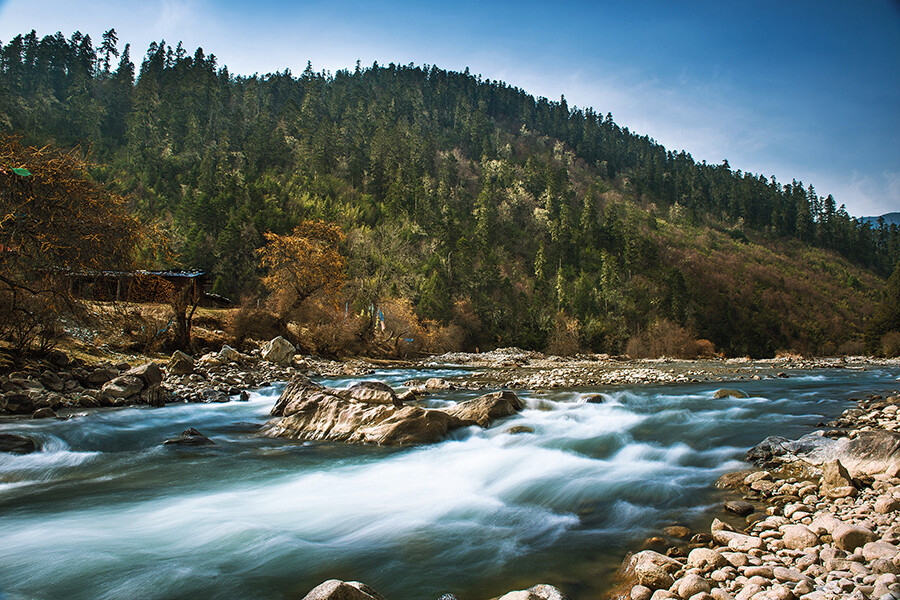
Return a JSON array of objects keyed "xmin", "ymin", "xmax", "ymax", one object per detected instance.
[{"xmin": 862, "ymin": 212, "xmax": 900, "ymax": 226}]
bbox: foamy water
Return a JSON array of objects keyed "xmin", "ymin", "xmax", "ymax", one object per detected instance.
[{"xmin": 1, "ymin": 366, "xmax": 898, "ymax": 600}]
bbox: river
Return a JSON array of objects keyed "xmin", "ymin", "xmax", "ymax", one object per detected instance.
[{"xmin": 1, "ymin": 366, "xmax": 898, "ymax": 600}]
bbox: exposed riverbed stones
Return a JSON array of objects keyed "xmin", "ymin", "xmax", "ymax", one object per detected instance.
[{"xmin": 617, "ymin": 386, "xmax": 900, "ymax": 600}]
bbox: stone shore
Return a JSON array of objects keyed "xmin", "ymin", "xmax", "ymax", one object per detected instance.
[{"xmin": 616, "ymin": 389, "xmax": 900, "ymax": 600}]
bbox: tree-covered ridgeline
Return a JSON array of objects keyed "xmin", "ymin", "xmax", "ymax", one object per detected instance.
[{"xmin": 1, "ymin": 30, "xmax": 898, "ymax": 356}]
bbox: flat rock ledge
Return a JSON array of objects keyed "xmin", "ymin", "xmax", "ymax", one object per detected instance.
[
  {"xmin": 613, "ymin": 389, "xmax": 900, "ymax": 600},
  {"xmin": 260, "ymin": 375, "xmax": 524, "ymax": 446}
]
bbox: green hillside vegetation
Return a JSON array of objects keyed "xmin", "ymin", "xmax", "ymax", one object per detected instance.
[{"xmin": 1, "ymin": 29, "xmax": 898, "ymax": 357}]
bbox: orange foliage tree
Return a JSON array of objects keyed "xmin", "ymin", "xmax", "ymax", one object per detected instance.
[
  {"xmin": 0, "ymin": 135, "xmax": 144, "ymax": 350},
  {"xmin": 258, "ymin": 220, "xmax": 346, "ymax": 314}
]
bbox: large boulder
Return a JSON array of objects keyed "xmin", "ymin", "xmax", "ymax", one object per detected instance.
[
  {"xmin": 444, "ymin": 391, "xmax": 525, "ymax": 427},
  {"xmin": 101, "ymin": 375, "xmax": 145, "ymax": 399},
  {"xmin": 262, "ymin": 375, "xmax": 524, "ymax": 446},
  {"xmin": 38, "ymin": 370, "xmax": 64, "ymax": 392},
  {"xmin": 623, "ymin": 550, "xmax": 682, "ymax": 591},
  {"xmin": 85, "ymin": 367, "xmax": 118, "ymax": 386},
  {"xmin": 341, "ymin": 381, "xmax": 402, "ymax": 407},
  {"xmin": 261, "ymin": 336, "xmax": 295, "ymax": 366},
  {"xmin": 748, "ymin": 430, "xmax": 900, "ymax": 477},
  {"xmin": 301, "ymin": 580, "xmax": 384, "ymax": 600},
  {"xmin": 0, "ymin": 433, "xmax": 37, "ymax": 454},
  {"xmin": 167, "ymin": 351, "xmax": 195, "ymax": 376},
  {"xmin": 219, "ymin": 345, "xmax": 243, "ymax": 363},
  {"xmin": 125, "ymin": 362, "xmax": 163, "ymax": 387},
  {"xmin": 0, "ymin": 392, "xmax": 34, "ymax": 414}
]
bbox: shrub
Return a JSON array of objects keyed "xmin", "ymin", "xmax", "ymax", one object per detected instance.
[
  {"xmin": 882, "ymin": 331, "xmax": 900, "ymax": 358},
  {"xmin": 626, "ymin": 319, "xmax": 710, "ymax": 359},
  {"xmin": 837, "ymin": 340, "xmax": 866, "ymax": 356},
  {"xmin": 228, "ymin": 305, "xmax": 285, "ymax": 349},
  {"xmin": 546, "ymin": 312, "xmax": 582, "ymax": 357}
]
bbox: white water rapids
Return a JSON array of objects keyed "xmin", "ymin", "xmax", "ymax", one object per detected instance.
[{"xmin": 1, "ymin": 366, "xmax": 898, "ymax": 600}]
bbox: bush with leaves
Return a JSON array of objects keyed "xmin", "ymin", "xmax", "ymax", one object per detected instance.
[{"xmin": 0, "ymin": 136, "xmax": 144, "ymax": 352}]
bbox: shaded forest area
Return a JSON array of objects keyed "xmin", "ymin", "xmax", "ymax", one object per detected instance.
[{"xmin": 1, "ymin": 29, "xmax": 898, "ymax": 357}]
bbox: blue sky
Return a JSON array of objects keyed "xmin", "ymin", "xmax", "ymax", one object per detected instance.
[{"xmin": 1, "ymin": 0, "xmax": 898, "ymax": 217}]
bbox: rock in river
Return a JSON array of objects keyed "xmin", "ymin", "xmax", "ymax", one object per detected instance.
[
  {"xmin": 0, "ymin": 433, "xmax": 37, "ymax": 454},
  {"xmin": 163, "ymin": 427, "xmax": 215, "ymax": 446},
  {"xmin": 261, "ymin": 375, "xmax": 524, "ymax": 446}
]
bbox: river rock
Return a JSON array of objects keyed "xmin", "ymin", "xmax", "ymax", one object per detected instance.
[
  {"xmin": 86, "ymin": 367, "xmax": 118, "ymax": 386},
  {"xmin": 200, "ymin": 345, "xmax": 244, "ymax": 367},
  {"xmin": 32, "ymin": 407, "xmax": 57, "ymax": 419},
  {"xmin": 724, "ymin": 500, "xmax": 754, "ymax": 516},
  {"xmin": 38, "ymin": 370, "xmax": 64, "ymax": 392},
  {"xmin": 773, "ymin": 566, "xmax": 811, "ymax": 584},
  {"xmin": 341, "ymin": 381, "xmax": 402, "ymax": 406},
  {"xmin": 262, "ymin": 375, "xmax": 524, "ymax": 445},
  {"xmin": 714, "ymin": 389, "xmax": 748, "ymax": 399},
  {"xmin": 674, "ymin": 574, "xmax": 710, "ymax": 599},
  {"xmin": 833, "ymin": 522, "xmax": 877, "ymax": 552},
  {"xmin": 101, "ymin": 375, "xmax": 145, "ymax": 399},
  {"xmin": 301, "ymin": 579, "xmax": 385, "ymax": 600},
  {"xmin": 631, "ymin": 585, "xmax": 653, "ymax": 600},
  {"xmin": 0, "ymin": 392, "xmax": 34, "ymax": 414},
  {"xmin": 821, "ymin": 459, "xmax": 854, "ymax": 492},
  {"xmin": 126, "ymin": 361, "xmax": 163, "ymax": 387},
  {"xmin": 507, "ymin": 425, "xmax": 535, "ymax": 434},
  {"xmin": 261, "ymin": 336, "xmax": 295, "ymax": 366},
  {"xmin": 0, "ymin": 433, "xmax": 37, "ymax": 454},
  {"xmin": 863, "ymin": 541, "xmax": 900, "ymax": 561},
  {"xmin": 168, "ymin": 350, "xmax": 195, "ymax": 375},
  {"xmin": 781, "ymin": 524, "xmax": 819, "ymax": 549},
  {"xmin": 424, "ymin": 377, "xmax": 455, "ymax": 390},
  {"xmin": 662, "ymin": 525, "xmax": 691, "ymax": 539},
  {"xmin": 219, "ymin": 345, "xmax": 243, "ymax": 363},
  {"xmin": 45, "ymin": 349, "xmax": 70, "ymax": 368},
  {"xmin": 443, "ymin": 391, "xmax": 524, "ymax": 427},
  {"xmin": 497, "ymin": 583, "xmax": 567, "ymax": 600},
  {"xmin": 875, "ymin": 496, "xmax": 900, "ymax": 513},
  {"xmin": 163, "ymin": 427, "xmax": 215, "ymax": 446},
  {"xmin": 750, "ymin": 430, "xmax": 900, "ymax": 476},
  {"xmin": 625, "ymin": 550, "xmax": 682, "ymax": 590},
  {"xmin": 809, "ymin": 513, "xmax": 843, "ymax": 535},
  {"xmin": 687, "ymin": 548, "xmax": 727, "ymax": 571}
]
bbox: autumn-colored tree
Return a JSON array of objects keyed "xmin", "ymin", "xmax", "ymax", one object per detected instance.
[
  {"xmin": 0, "ymin": 135, "xmax": 144, "ymax": 350},
  {"xmin": 258, "ymin": 220, "xmax": 346, "ymax": 315}
]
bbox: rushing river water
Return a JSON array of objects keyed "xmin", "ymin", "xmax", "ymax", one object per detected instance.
[{"xmin": 1, "ymin": 366, "xmax": 899, "ymax": 600}]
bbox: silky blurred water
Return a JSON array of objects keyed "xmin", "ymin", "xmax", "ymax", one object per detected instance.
[{"xmin": 1, "ymin": 366, "xmax": 898, "ymax": 600}]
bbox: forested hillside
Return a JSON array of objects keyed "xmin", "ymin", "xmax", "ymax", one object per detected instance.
[{"xmin": 2, "ymin": 29, "xmax": 898, "ymax": 357}]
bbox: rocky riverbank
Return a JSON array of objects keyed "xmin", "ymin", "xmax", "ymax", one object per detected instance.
[
  {"xmin": 613, "ymin": 389, "xmax": 900, "ymax": 600},
  {"xmin": 3, "ymin": 342, "xmax": 897, "ymax": 421},
  {"xmin": 422, "ymin": 349, "xmax": 900, "ymax": 389}
]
